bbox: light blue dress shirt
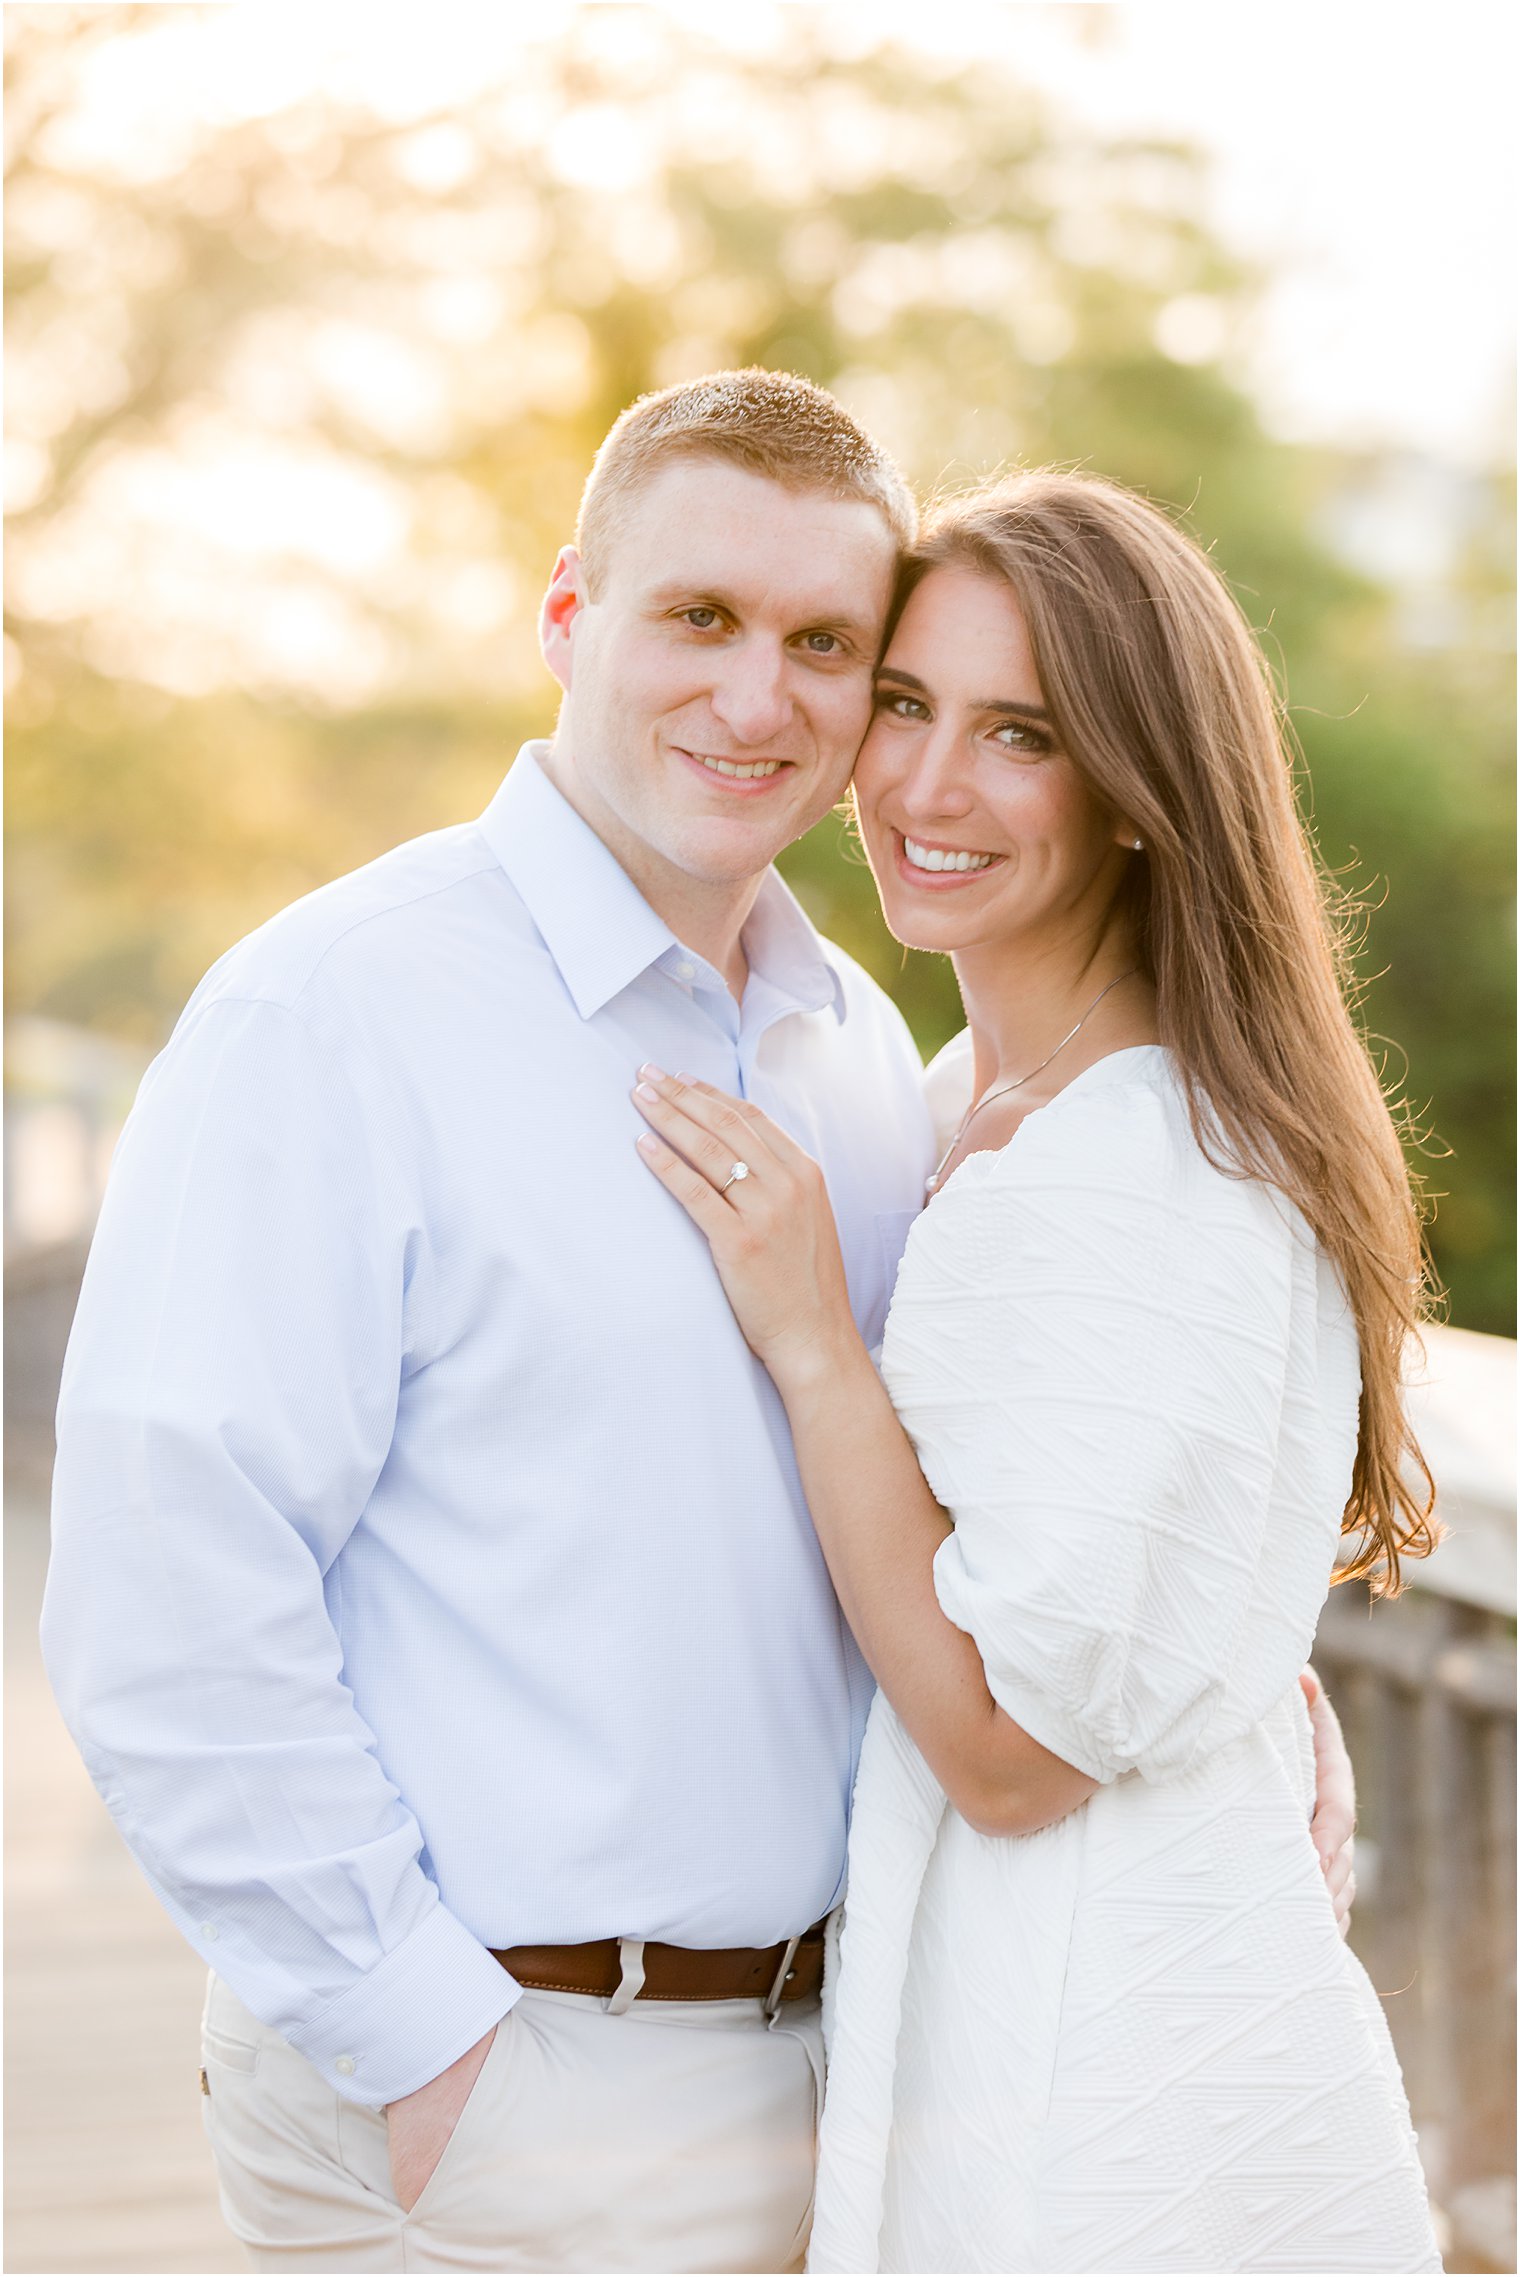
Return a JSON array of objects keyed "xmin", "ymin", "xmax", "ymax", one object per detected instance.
[{"xmin": 43, "ymin": 747, "xmax": 934, "ymax": 2106}]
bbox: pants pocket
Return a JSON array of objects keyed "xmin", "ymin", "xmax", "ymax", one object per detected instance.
[
  {"xmin": 200, "ymin": 1977, "xmax": 393, "ymax": 2262},
  {"xmin": 769, "ymin": 2005, "xmax": 825, "ymax": 2270},
  {"xmin": 201, "ymin": 1972, "xmax": 263, "ymax": 2075},
  {"xmin": 333, "ymin": 2010, "xmax": 519, "ymax": 2225}
]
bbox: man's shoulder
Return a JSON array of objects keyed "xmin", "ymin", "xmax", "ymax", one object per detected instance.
[{"xmin": 192, "ymin": 818, "xmax": 503, "ymax": 1018}]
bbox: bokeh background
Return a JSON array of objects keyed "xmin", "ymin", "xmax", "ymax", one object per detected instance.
[
  {"xmin": 5, "ymin": 0, "xmax": 1516, "ymax": 1327},
  {"xmin": 4, "ymin": 5, "xmax": 1514, "ymax": 2273}
]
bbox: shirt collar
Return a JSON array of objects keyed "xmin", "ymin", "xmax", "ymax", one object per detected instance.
[
  {"xmin": 479, "ymin": 745, "xmax": 847, "ymax": 1025},
  {"xmin": 739, "ymin": 866, "xmax": 847, "ymax": 1025}
]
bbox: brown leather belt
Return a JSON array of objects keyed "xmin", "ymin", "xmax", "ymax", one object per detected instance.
[{"xmin": 491, "ymin": 1919, "xmax": 827, "ymax": 2012}]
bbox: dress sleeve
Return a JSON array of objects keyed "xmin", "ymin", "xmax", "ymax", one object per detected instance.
[{"xmin": 914, "ymin": 1079, "xmax": 1307, "ymax": 1785}]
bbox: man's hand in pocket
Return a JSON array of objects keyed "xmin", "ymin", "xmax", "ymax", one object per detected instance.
[{"xmin": 385, "ymin": 2026, "xmax": 497, "ymax": 2212}]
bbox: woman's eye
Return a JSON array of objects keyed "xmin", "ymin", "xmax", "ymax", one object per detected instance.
[
  {"xmin": 874, "ymin": 691, "xmax": 929, "ymax": 720},
  {"xmin": 991, "ymin": 719, "xmax": 1050, "ymax": 754}
]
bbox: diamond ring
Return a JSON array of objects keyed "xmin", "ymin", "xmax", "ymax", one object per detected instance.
[{"xmin": 719, "ymin": 1161, "xmax": 751, "ymax": 1195}]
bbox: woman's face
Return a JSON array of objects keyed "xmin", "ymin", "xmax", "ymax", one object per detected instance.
[{"xmin": 853, "ymin": 564, "xmax": 1136, "ymax": 958}]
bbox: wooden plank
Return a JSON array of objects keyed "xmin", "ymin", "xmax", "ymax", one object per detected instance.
[{"xmin": 5, "ymin": 1491, "xmax": 243, "ymax": 2277}]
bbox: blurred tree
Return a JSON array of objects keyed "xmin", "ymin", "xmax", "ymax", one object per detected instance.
[{"xmin": 4, "ymin": 5, "xmax": 1513, "ymax": 1325}]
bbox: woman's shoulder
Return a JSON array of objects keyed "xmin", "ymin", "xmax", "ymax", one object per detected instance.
[
  {"xmin": 1024, "ymin": 1042, "xmax": 1181, "ymax": 1130},
  {"xmin": 922, "ymin": 1034, "xmax": 1189, "ymax": 1172},
  {"xmin": 941, "ymin": 1047, "xmax": 1298, "ymax": 1255},
  {"xmin": 964, "ymin": 1045, "xmax": 1194, "ymax": 1189}
]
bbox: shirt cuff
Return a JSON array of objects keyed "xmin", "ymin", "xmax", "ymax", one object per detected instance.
[{"xmin": 290, "ymin": 1902, "xmax": 522, "ymax": 2105}]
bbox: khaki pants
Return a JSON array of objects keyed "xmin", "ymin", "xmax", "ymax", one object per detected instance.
[{"xmin": 200, "ymin": 1973, "xmax": 823, "ymax": 2274}]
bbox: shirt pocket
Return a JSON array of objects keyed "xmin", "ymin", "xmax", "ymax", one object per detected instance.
[
  {"xmin": 876, "ymin": 1208, "xmax": 920, "ymax": 1289},
  {"xmin": 869, "ymin": 1209, "xmax": 922, "ymax": 1343}
]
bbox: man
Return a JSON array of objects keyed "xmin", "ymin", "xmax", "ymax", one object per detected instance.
[{"xmin": 43, "ymin": 369, "xmax": 1355, "ymax": 2274}]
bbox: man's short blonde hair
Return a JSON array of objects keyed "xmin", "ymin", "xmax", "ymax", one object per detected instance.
[{"xmin": 575, "ymin": 368, "xmax": 917, "ymax": 595}]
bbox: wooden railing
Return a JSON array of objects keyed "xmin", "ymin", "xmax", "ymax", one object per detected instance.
[{"xmin": 1314, "ymin": 1573, "xmax": 1516, "ymax": 2273}]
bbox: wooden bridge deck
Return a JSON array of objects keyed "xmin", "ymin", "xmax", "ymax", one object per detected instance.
[{"xmin": 5, "ymin": 1483, "xmax": 242, "ymax": 2275}]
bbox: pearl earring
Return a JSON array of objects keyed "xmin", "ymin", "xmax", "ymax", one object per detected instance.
[{"xmin": 1131, "ymin": 838, "xmax": 1143, "ymax": 851}]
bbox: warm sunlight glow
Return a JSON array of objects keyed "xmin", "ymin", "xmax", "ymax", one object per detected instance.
[{"xmin": 7, "ymin": 1, "xmax": 1512, "ymax": 702}]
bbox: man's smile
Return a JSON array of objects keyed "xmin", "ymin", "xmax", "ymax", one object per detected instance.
[{"xmin": 672, "ymin": 743, "xmax": 796, "ymax": 794}]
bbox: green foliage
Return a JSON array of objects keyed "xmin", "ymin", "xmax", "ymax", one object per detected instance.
[{"xmin": 4, "ymin": 9, "xmax": 1513, "ymax": 1326}]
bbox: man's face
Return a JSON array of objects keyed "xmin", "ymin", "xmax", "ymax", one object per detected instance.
[{"xmin": 540, "ymin": 458, "xmax": 898, "ymax": 897}]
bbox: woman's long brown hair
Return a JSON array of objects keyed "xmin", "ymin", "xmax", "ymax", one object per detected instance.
[{"xmin": 901, "ymin": 471, "xmax": 1438, "ymax": 1594}]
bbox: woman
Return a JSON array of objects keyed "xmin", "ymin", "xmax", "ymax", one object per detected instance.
[{"xmin": 630, "ymin": 471, "xmax": 1441, "ymax": 2273}]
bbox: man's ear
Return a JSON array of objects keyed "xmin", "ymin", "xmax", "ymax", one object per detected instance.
[{"xmin": 539, "ymin": 545, "xmax": 587, "ymax": 694}]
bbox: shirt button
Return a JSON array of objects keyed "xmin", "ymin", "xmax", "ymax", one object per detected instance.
[
  {"xmin": 675, "ymin": 960, "xmax": 696, "ymax": 981},
  {"xmin": 335, "ymin": 2055, "xmax": 356, "ymax": 2076},
  {"xmin": 202, "ymin": 1923, "xmax": 219, "ymax": 1941}
]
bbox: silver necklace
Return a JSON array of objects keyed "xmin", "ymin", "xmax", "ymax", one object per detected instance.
[{"xmin": 925, "ymin": 969, "xmax": 1140, "ymax": 1195}]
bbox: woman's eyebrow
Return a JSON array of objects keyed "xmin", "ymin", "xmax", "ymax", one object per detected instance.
[
  {"xmin": 876, "ymin": 665, "xmax": 1051, "ymax": 720},
  {"xmin": 977, "ymin": 697, "xmax": 1051, "ymax": 720}
]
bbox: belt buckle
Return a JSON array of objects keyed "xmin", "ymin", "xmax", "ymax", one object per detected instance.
[{"xmin": 762, "ymin": 1933, "xmax": 802, "ymax": 2024}]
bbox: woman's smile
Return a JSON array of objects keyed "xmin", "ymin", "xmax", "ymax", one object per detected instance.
[{"xmin": 891, "ymin": 829, "xmax": 1007, "ymax": 887}]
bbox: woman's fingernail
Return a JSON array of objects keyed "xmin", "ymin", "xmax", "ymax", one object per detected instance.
[
  {"xmin": 635, "ymin": 1081, "xmax": 660, "ymax": 1103},
  {"xmin": 636, "ymin": 1132, "xmax": 660, "ymax": 1154},
  {"xmin": 637, "ymin": 1063, "xmax": 666, "ymax": 1081}
]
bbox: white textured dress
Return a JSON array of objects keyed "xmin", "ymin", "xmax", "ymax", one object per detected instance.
[{"xmin": 809, "ymin": 1046, "xmax": 1439, "ymax": 2275}]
